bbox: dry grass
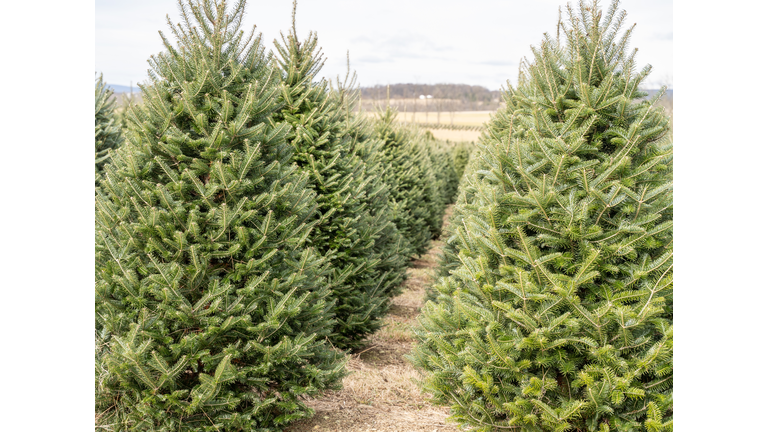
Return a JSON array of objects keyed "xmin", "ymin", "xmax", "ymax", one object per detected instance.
[
  {"xmin": 425, "ymin": 128, "xmax": 481, "ymax": 142},
  {"xmin": 284, "ymin": 208, "xmax": 457, "ymax": 432},
  {"xmin": 398, "ymin": 111, "xmax": 493, "ymax": 127},
  {"xmin": 365, "ymin": 110, "xmax": 493, "ymax": 128}
]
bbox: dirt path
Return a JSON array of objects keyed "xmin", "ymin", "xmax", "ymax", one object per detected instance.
[{"xmin": 285, "ymin": 207, "xmax": 457, "ymax": 432}]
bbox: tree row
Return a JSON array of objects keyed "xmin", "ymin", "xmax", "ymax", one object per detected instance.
[{"xmin": 94, "ymin": 1, "xmax": 471, "ymax": 430}]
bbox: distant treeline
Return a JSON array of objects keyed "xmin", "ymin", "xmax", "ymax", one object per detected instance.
[{"xmin": 360, "ymin": 83, "xmax": 502, "ymax": 112}]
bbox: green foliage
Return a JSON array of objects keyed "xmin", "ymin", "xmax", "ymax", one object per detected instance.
[
  {"xmin": 451, "ymin": 143, "xmax": 471, "ymax": 181},
  {"xmin": 271, "ymin": 16, "xmax": 408, "ymax": 349},
  {"xmin": 374, "ymin": 107, "xmax": 443, "ymax": 257},
  {"xmin": 432, "ymin": 140, "xmax": 474, "ymax": 211},
  {"xmin": 427, "ymin": 139, "xmax": 460, "ymax": 209},
  {"xmin": 95, "ymin": 73, "xmax": 124, "ymax": 178},
  {"xmin": 333, "ymin": 88, "xmax": 412, "ymax": 299},
  {"xmin": 412, "ymin": 1, "xmax": 673, "ymax": 431},
  {"xmin": 419, "ymin": 135, "xmax": 451, "ymax": 238},
  {"xmin": 94, "ymin": 1, "xmax": 345, "ymax": 430},
  {"xmin": 432, "ymin": 147, "xmax": 482, "ymax": 285}
]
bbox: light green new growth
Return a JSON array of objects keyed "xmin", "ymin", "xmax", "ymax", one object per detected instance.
[
  {"xmin": 271, "ymin": 4, "xmax": 409, "ymax": 349},
  {"xmin": 95, "ymin": 1, "xmax": 345, "ymax": 430},
  {"xmin": 412, "ymin": 1, "xmax": 672, "ymax": 431}
]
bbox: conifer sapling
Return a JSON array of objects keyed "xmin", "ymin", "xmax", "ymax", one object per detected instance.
[
  {"xmin": 412, "ymin": 1, "xmax": 673, "ymax": 431},
  {"xmin": 271, "ymin": 4, "xmax": 409, "ymax": 349},
  {"xmin": 95, "ymin": 73, "xmax": 124, "ymax": 179},
  {"xmin": 95, "ymin": 1, "xmax": 345, "ymax": 430}
]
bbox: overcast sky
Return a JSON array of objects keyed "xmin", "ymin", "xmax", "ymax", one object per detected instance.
[{"xmin": 96, "ymin": 0, "xmax": 672, "ymax": 91}]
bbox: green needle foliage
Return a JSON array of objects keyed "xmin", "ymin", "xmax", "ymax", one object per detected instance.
[
  {"xmin": 332, "ymin": 77, "xmax": 413, "ymax": 293},
  {"xmin": 431, "ymin": 147, "xmax": 483, "ymax": 290},
  {"xmin": 374, "ymin": 107, "xmax": 442, "ymax": 257},
  {"xmin": 95, "ymin": 73, "xmax": 124, "ymax": 179},
  {"xmin": 271, "ymin": 8, "xmax": 408, "ymax": 349},
  {"xmin": 412, "ymin": 1, "xmax": 673, "ymax": 431},
  {"xmin": 419, "ymin": 136, "xmax": 451, "ymax": 238},
  {"xmin": 451, "ymin": 144, "xmax": 472, "ymax": 181},
  {"xmin": 95, "ymin": 1, "xmax": 345, "ymax": 430},
  {"xmin": 428, "ymin": 139, "xmax": 465, "ymax": 211}
]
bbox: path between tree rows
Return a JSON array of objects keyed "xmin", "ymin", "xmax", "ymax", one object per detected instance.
[{"xmin": 285, "ymin": 206, "xmax": 458, "ymax": 432}]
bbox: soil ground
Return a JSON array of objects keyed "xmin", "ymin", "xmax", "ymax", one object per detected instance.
[{"xmin": 285, "ymin": 207, "xmax": 459, "ymax": 432}]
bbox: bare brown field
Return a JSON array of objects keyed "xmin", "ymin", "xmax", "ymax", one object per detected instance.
[
  {"xmin": 426, "ymin": 128, "xmax": 481, "ymax": 142},
  {"xmin": 365, "ymin": 110, "xmax": 493, "ymax": 128},
  {"xmin": 284, "ymin": 207, "xmax": 458, "ymax": 432},
  {"xmin": 363, "ymin": 110, "xmax": 492, "ymax": 142},
  {"xmin": 396, "ymin": 110, "xmax": 493, "ymax": 127}
]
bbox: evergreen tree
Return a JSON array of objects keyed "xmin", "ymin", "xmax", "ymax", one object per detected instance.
[
  {"xmin": 451, "ymin": 143, "xmax": 471, "ymax": 182},
  {"xmin": 333, "ymin": 75, "xmax": 412, "ymax": 295},
  {"xmin": 374, "ymin": 107, "xmax": 441, "ymax": 257},
  {"xmin": 432, "ymin": 141, "xmax": 476, "ymax": 278},
  {"xmin": 95, "ymin": 73, "xmax": 124, "ymax": 178},
  {"xmin": 428, "ymin": 139, "xmax": 461, "ymax": 209},
  {"xmin": 420, "ymin": 136, "xmax": 450, "ymax": 238},
  {"xmin": 95, "ymin": 1, "xmax": 345, "ymax": 430},
  {"xmin": 432, "ymin": 147, "xmax": 483, "ymax": 286},
  {"xmin": 412, "ymin": 1, "xmax": 673, "ymax": 431},
  {"xmin": 270, "ymin": 7, "xmax": 408, "ymax": 349}
]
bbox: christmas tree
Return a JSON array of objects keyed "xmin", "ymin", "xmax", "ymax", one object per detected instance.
[
  {"xmin": 95, "ymin": 73, "xmax": 124, "ymax": 179},
  {"xmin": 427, "ymin": 139, "xmax": 462, "ymax": 211},
  {"xmin": 331, "ymin": 72, "xmax": 413, "ymax": 297},
  {"xmin": 412, "ymin": 1, "xmax": 673, "ymax": 430},
  {"xmin": 95, "ymin": 1, "xmax": 345, "ymax": 430},
  {"xmin": 419, "ymin": 136, "xmax": 450, "ymax": 238},
  {"xmin": 271, "ymin": 6, "xmax": 409, "ymax": 349},
  {"xmin": 430, "ymin": 147, "xmax": 482, "ymax": 298},
  {"xmin": 451, "ymin": 144, "xmax": 472, "ymax": 183},
  {"xmin": 438, "ymin": 142, "xmax": 472, "ymax": 208},
  {"xmin": 374, "ymin": 107, "xmax": 442, "ymax": 257}
]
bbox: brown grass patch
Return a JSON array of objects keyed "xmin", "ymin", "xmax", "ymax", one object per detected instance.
[
  {"xmin": 366, "ymin": 111, "xmax": 493, "ymax": 127},
  {"xmin": 284, "ymin": 206, "xmax": 458, "ymax": 432},
  {"xmin": 426, "ymin": 128, "xmax": 481, "ymax": 143}
]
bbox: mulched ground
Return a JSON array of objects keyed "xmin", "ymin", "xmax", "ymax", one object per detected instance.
[{"xmin": 284, "ymin": 207, "xmax": 459, "ymax": 432}]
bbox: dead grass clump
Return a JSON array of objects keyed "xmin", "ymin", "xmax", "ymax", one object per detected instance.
[
  {"xmin": 283, "ymin": 206, "xmax": 460, "ymax": 431},
  {"xmin": 373, "ymin": 318, "xmax": 413, "ymax": 343}
]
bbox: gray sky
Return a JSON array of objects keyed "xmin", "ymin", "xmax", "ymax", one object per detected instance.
[{"xmin": 96, "ymin": 0, "xmax": 672, "ymax": 91}]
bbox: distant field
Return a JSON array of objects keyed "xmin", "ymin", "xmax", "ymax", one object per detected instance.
[
  {"xmin": 366, "ymin": 110, "xmax": 494, "ymax": 128},
  {"xmin": 363, "ymin": 110, "xmax": 492, "ymax": 142},
  {"xmin": 427, "ymin": 128, "xmax": 482, "ymax": 142}
]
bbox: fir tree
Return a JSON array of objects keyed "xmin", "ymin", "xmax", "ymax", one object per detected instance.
[
  {"xmin": 428, "ymin": 139, "xmax": 462, "ymax": 209},
  {"xmin": 374, "ymin": 107, "xmax": 441, "ymax": 257},
  {"xmin": 95, "ymin": 1, "xmax": 345, "ymax": 430},
  {"xmin": 332, "ymin": 74, "xmax": 412, "ymax": 295},
  {"xmin": 451, "ymin": 143, "xmax": 471, "ymax": 182},
  {"xmin": 432, "ymin": 147, "xmax": 483, "ymax": 286},
  {"xmin": 419, "ymin": 136, "xmax": 450, "ymax": 238},
  {"xmin": 270, "ymin": 5, "xmax": 408, "ymax": 349},
  {"xmin": 412, "ymin": 1, "xmax": 673, "ymax": 431},
  {"xmin": 95, "ymin": 73, "xmax": 124, "ymax": 178}
]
